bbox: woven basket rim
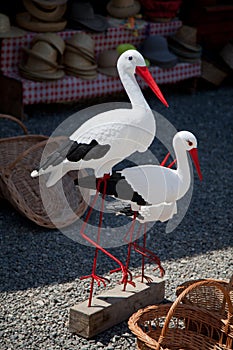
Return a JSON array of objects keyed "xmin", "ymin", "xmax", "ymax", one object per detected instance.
[{"xmin": 128, "ymin": 279, "xmax": 233, "ymax": 350}]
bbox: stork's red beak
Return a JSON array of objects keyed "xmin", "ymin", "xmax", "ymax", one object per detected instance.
[
  {"xmin": 189, "ymin": 148, "xmax": 203, "ymax": 181},
  {"xmin": 136, "ymin": 66, "xmax": 169, "ymax": 107}
]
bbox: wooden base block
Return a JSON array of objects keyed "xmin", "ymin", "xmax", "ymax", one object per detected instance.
[{"xmin": 69, "ymin": 275, "xmax": 165, "ymax": 338}]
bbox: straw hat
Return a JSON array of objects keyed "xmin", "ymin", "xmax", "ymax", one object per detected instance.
[
  {"xmin": 66, "ymin": 32, "xmax": 95, "ymax": 60},
  {"xmin": 23, "ymin": 0, "xmax": 67, "ymax": 22},
  {"xmin": 107, "ymin": 0, "xmax": 141, "ymax": 19},
  {"xmin": 67, "ymin": 0, "xmax": 109, "ymax": 32},
  {"xmin": 140, "ymin": 35, "xmax": 178, "ymax": 68},
  {"xmin": 32, "ymin": 0, "xmax": 68, "ymax": 8},
  {"xmin": 23, "ymin": 41, "xmax": 60, "ymax": 65},
  {"xmin": 64, "ymin": 48, "xmax": 98, "ymax": 80},
  {"xmin": 16, "ymin": 12, "xmax": 67, "ymax": 32},
  {"xmin": 32, "ymin": 32, "xmax": 65, "ymax": 56},
  {"xmin": 65, "ymin": 43, "xmax": 96, "ymax": 63},
  {"xmin": 97, "ymin": 49, "xmax": 120, "ymax": 77},
  {"xmin": 169, "ymin": 25, "xmax": 201, "ymax": 52},
  {"xmin": 19, "ymin": 62, "xmax": 64, "ymax": 81},
  {"xmin": 64, "ymin": 33, "xmax": 98, "ymax": 80},
  {"xmin": 0, "ymin": 13, "xmax": 26, "ymax": 38},
  {"xmin": 64, "ymin": 50, "xmax": 97, "ymax": 70},
  {"xmin": 20, "ymin": 40, "xmax": 64, "ymax": 81}
]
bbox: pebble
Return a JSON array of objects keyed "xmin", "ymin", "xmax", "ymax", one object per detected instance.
[{"xmin": 0, "ymin": 86, "xmax": 232, "ymax": 349}]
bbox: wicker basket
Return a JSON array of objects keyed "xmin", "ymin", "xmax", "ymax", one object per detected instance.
[
  {"xmin": 128, "ymin": 279, "xmax": 233, "ymax": 350},
  {"xmin": 0, "ymin": 114, "xmax": 48, "ymax": 199},
  {"xmin": 176, "ymin": 275, "xmax": 233, "ymax": 320},
  {"xmin": 0, "ymin": 114, "xmax": 89, "ymax": 228}
]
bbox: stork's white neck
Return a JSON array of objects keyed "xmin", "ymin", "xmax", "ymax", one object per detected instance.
[
  {"xmin": 173, "ymin": 137, "xmax": 191, "ymax": 199},
  {"xmin": 119, "ymin": 69, "xmax": 150, "ymax": 110}
]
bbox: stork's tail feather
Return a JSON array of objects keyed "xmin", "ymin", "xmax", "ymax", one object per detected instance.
[
  {"xmin": 31, "ymin": 162, "xmax": 56, "ymax": 178},
  {"xmin": 31, "ymin": 164, "xmax": 66, "ymax": 187},
  {"xmin": 106, "ymin": 201, "xmax": 140, "ymax": 218},
  {"xmin": 31, "ymin": 170, "xmax": 39, "ymax": 178},
  {"xmin": 46, "ymin": 167, "xmax": 66, "ymax": 187}
]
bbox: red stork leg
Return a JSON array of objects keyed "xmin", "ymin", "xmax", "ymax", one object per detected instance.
[
  {"xmin": 160, "ymin": 152, "xmax": 170, "ymax": 166},
  {"xmin": 110, "ymin": 211, "xmax": 138, "ymax": 290},
  {"xmin": 141, "ymin": 224, "xmax": 147, "ymax": 283},
  {"xmin": 133, "ymin": 223, "xmax": 165, "ymax": 281},
  {"xmin": 80, "ymin": 174, "xmax": 133, "ymax": 306},
  {"xmin": 160, "ymin": 152, "xmax": 177, "ymax": 169},
  {"xmin": 123, "ymin": 211, "xmax": 137, "ymax": 291}
]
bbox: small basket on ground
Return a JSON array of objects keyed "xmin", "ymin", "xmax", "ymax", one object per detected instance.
[
  {"xmin": 0, "ymin": 114, "xmax": 89, "ymax": 228},
  {"xmin": 128, "ymin": 279, "xmax": 233, "ymax": 350}
]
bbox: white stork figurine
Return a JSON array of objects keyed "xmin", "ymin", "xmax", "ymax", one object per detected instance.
[
  {"xmin": 31, "ymin": 49, "xmax": 168, "ymax": 186},
  {"xmin": 76, "ymin": 131, "xmax": 203, "ymax": 283},
  {"xmin": 31, "ymin": 49, "xmax": 168, "ymax": 306}
]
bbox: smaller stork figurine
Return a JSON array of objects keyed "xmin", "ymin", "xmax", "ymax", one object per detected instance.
[{"xmin": 76, "ymin": 131, "xmax": 203, "ymax": 283}]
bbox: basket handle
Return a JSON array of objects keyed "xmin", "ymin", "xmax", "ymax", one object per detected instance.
[
  {"xmin": 228, "ymin": 274, "xmax": 233, "ymax": 290},
  {"xmin": 156, "ymin": 279, "xmax": 233, "ymax": 349},
  {"xmin": 0, "ymin": 114, "xmax": 28, "ymax": 135},
  {"xmin": 5, "ymin": 136, "xmax": 48, "ymax": 171}
]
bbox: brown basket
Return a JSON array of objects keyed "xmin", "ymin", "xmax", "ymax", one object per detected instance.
[
  {"xmin": 176, "ymin": 275, "xmax": 233, "ymax": 320},
  {"xmin": 128, "ymin": 279, "xmax": 233, "ymax": 350},
  {"xmin": 0, "ymin": 114, "xmax": 89, "ymax": 228},
  {"xmin": 0, "ymin": 114, "xmax": 48, "ymax": 199}
]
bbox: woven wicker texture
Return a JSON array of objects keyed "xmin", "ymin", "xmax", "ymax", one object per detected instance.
[
  {"xmin": 176, "ymin": 275, "xmax": 233, "ymax": 319},
  {"xmin": 128, "ymin": 279, "xmax": 233, "ymax": 350},
  {"xmin": 0, "ymin": 114, "xmax": 89, "ymax": 228},
  {"xmin": 0, "ymin": 114, "xmax": 48, "ymax": 199}
]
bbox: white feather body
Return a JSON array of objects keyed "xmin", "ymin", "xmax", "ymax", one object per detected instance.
[
  {"xmin": 120, "ymin": 165, "xmax": 181, "ymax": 205},
  {"xmin": 137, "ymin": 202, "xmax": 177, "ymax": 223},
  {"xmin": 44, "ymin": 107, "xmax": 155, "ymax": 186}
]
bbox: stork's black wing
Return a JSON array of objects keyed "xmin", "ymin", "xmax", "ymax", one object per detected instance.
[
  {"xmin": 39, "ymin": 138, "xmax": 110, "ymax": 171},
  {"xmin": 75, "ymin": 172, "xmax": 148, "ymax": 206}
]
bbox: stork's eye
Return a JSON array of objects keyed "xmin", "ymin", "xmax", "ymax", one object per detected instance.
[
  {"xmin": 128, "ymin": 56, "xmax": 133, "ymax": 61},
  {"xmin": 187, "ymin": 140, "xmax": 193, "ymax": 146}
]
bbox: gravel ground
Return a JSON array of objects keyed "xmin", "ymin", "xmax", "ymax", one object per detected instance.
[{"xmin": 0, "ymin": 83, "xmax": 233, "ymax": 349}]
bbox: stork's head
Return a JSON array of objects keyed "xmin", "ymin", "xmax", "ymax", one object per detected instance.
[
  {"xmin": 175, "ymin": 131, "xmax": 203, "ymax": 181},
  {"xmin": 117, "ymin": 49, "xmax": 145, "ymax": 73},
  {"xmin": 117, "ymin": 49, "xmax": 168, "ymax": 107}
]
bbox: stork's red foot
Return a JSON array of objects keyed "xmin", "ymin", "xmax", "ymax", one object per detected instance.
[
  {"xmin": 133, "ymin": 243, "xmax": 165, "ymax": 277},
  {"xmin": 135, "ymin": 274, "xmax": 154, "ymax": 284},
  {"xmin": 110, "ymin": 267, "xmax": 136, "ymax": 288},
  {"xmin": 80, "ymin": 274, "xmax": 110, "ymax": 287},
  {"xmin": 153, "ymin": 264, "xmax": 166, "ymax": 278}
]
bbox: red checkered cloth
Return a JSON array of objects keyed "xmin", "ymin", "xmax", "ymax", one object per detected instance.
[{"xmin": 0, "ymin": 21, "xmax": 201, "ymax": 105}]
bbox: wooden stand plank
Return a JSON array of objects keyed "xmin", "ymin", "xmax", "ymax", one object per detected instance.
[{"xmin": 69, "ymin": 275, "xmax": 165, "ymax": 338}]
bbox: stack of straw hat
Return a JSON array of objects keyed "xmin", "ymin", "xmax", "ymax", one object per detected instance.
[
  {"xmin": 19, "ymin": 32, "xmax": 65, "ymax": 81},
  {"xmin": 16, "ymin": 0, "xmax": 68, "ymax": 32},
  {"xmin": 64, "ymin": 32, "xmax": 98, "ymax": 80},
  {"xmin": 168, "ymin": 25, "xmax": 202, "ymax": 63}
]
